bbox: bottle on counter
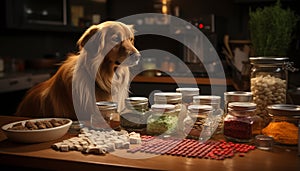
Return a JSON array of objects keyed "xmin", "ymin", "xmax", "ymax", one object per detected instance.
[
  {"xmin": 120, "ymin": 97, "xmax": 150, "ymax": 134},
  {"xmin": 223, "ymin": 102, "xmax": 259, "ymax": 143}
]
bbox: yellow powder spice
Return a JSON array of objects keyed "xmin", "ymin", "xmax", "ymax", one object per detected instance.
[{"xmin": 262, "ymin": 121, "xmax": 298, "ymax": 145}]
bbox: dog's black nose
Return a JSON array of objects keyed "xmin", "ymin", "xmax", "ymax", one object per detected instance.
[{"xmin": 129, "ymin": 52, "xmax": 140, "ymax": 61}]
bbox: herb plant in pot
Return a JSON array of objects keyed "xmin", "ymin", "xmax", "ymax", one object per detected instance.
[{"xmin": 248, "ymin": 0, "xmax": 299, "ymax": 126}]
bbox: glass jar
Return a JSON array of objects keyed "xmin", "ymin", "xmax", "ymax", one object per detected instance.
[
  {"xmin": 193, "ymin": 95, "xmax": 224, "ymax": 135},
  {"xmin": 193, "ymin": 95, "xmax": 221, "ymax": 110},
  {"xmin": 262, "ymin": 104, "xmax": 300, "ymax": 145},
  {"xmin": 120, "ymin": 97, "xmax": 150, "ymax": 134},
  {"xmin": 92, "ymin": 101, "xmax": 119, "ymax": 130},
  {"xmin": 176, "ymin": 87, "xmax": 200, "ymax": 105},
  {"xmin": 224, "ymin": 91, "xmax": 253, "ymax": 115},
  {"xmin": 223, "ymin": 102, "xmax": 257, "ymax": 142},
  {"xmin": 146, "ymin": 104, "xmax": 179, "ymax": 136},
  {"xmin": 183, "ymin": 105, "xmax": 213, "ymax": 140},
  {"xmin": 250, "ymin": 57, "xmax": 294, "ymax": 126},
  {"xmin": 154, "ymin": 92, "xmax": 182, "ymax": 109},
  {"xmin": 154, "ymin": 92, "xmax": 184, "ymax": 136}
]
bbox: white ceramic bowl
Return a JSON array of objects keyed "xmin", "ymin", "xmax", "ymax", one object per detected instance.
[{"xmin": 1, "ymin": 118, "xmax": 72, "ymax": 143}]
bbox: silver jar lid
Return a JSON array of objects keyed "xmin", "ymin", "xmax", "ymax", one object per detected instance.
[
  {"xmin": 188, "ymin": 104, "xmax": 213, "ymax": 113},
  {"xmin": 176, "ymin": 87, "xmax": 200, "ymax": 96},
  {"xmin": 249, "ymin": 57, "xmax": 289, "ymax": 65},
  {"xmin": 151, "ymin": 104, "xmax": 175, "ymax": 112},
  {"xmin": 224, "ymin": 91, "xmax": 252, "ymax": 102},
  {"xmin": 267, "ymin": 104, "xmax": 300, "ymax": 117},
  {"xmin": 154, "ymin": 92, "xmax": 182, "ymax": 104},
  {"xmin": 125, "ymin": 97, "xmax": 148, "ymax": 106},
  {"xmin": 96, "ymin": 101, "xmax": 118, "ymax": 110},
  {"xmin": 228, "ymin": 102, "xmax": 256, "ymax": 110},
  {"xmin": 193, "ymin": 95, "xmax": 221, "ymax": 104}
]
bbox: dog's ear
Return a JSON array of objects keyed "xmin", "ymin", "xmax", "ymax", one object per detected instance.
[
  {"xmin": 77, "ymin": 25, "xmax": 100, "ymax": 51},
  {"xmin": 127, "ymin": 24, "xmax": 136, "ymax": 34}
]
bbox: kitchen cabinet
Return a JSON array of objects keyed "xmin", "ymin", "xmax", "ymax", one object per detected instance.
[{"xmin": 0, "ymin": 0, "xmax": 107, "ymax": 33}]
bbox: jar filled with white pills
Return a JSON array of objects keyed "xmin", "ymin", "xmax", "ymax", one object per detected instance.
[{"xmin": 249, "ymin": 57, "xmax": 297, "ymax": 126}]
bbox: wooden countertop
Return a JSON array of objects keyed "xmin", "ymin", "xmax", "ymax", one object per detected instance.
[
  {"xmin": 132, "ymin": 75, "xmax": 232, "ymax": 86},
  {"xmin": 0, "ymin": 116, "xmax": 299, "ymax": 171}
]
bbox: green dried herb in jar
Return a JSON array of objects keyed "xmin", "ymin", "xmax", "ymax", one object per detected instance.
[{"xmin": 146, "ymin": 104, "xmax": 179, "ymax": 136}]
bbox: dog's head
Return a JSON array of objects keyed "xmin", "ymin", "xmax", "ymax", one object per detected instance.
[{"xmin": 77, "ymin": 21, "xmax": 140, "ymax": 68}]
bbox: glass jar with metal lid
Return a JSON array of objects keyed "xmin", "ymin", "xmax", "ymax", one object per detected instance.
[
  {"xmin": 193, "ymin": 95, "xmax": 224, "ymax": 135},
  {"xmin": 223, "ymin": 102, "xmax": 257, "ymax": 142},
  {"xmin": 92, "ymin": 101, "xmax": 119, "ymax": 130},
  {"xmin": 183, "ymin": 105, "xmax": 213, "ymax": 140},
  {"xmin": 146, "ymin": 104, "xmax": 179, "ymax": 136},
  {"xmin": 176, "ymin": 87, "xmax": 200, "ymax": 105},
  {"xmin": 250, "ymin": 57, "xmax": 297, "ymax": 126},
  {"xmin": 224, "ymin": 91, "xmax": 253, "ymax": 115},
  {"xmin": 262, "ymin": 104, "xmax": 300, "ymax": 145},
  {"xmin": 154, "ymin": 92, "xmax": 182, "ymax": 109},
  {"xmin": 120, "ymin": 97, "xmax": 150, "ymax": 134}
]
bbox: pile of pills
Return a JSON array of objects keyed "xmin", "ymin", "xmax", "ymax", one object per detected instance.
[
  {"xmin": 127, "ymin": 136, "xmax": 256, "ymax": 160},
  {"xmin": 251, "ymin": 75, "xmax": 286, "ymax": 116},
  {"xmin": 52, "ymin": 127, "xmax": 141, "ymax": 155}
]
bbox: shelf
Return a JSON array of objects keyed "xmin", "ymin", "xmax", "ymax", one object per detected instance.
[{"xmin": 132, "ymin": 75, "xmax": 232, "ymax": 86}]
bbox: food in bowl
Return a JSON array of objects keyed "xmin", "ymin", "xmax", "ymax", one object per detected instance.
[
  {"xmin": 1, "ymin": 118, "xmax": 72, "ymax": 143},
  {"xmin": 8, "ymin": 119, "xmax": 69, "ymax": 130}
]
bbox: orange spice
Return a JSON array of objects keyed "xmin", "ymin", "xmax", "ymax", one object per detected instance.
[{"xmin": 262, "ymin": 121, "xmax": 298, "ymax": 145}]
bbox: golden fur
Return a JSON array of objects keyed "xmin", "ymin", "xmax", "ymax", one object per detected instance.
[{"xmin": 15, "ymin": 21, "xmax": 140, "ymax": 120}]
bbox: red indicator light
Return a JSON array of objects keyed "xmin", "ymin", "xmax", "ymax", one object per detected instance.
[{"xmin": 198, "ymin": 23, "xmax": 204, "ymax": 29}]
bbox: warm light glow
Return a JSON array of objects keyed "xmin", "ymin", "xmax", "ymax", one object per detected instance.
[
  {"xmin": 162, "ymin": 5, "xmax": 168, "ymax": 14},
  {"xmin": 161, "ymin": 0, "xmax": 169, "ymax": 14}
]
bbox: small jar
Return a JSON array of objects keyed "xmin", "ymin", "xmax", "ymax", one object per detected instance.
[
  {"xmin": 146, "ymin": 104, "xmax": 179, "ymax": 136},
  {"xmin": 193, "ymin": 95, "xmax": 221, "ymax": 110},
  {"xmin": 193, "ymin": 95, "xmax": 224, "ymax": 135},
  {"xmin": 223, "ymin": 102, "xmax": 257, "ymax": 142},
  {"xmin": 154, "ymin": 92, "xmax": 182, "ymax": 110},
  {"xmin": 262, "ymin": 104, "xmax": 300, "ymax": 145},
  {"xmin": 120, "ymin": 97, "xmax": 150, "ymax": 134},
  {"xmin": 224, "ymin": 91, "xmax": 253, "ymax": 115},
  {"xmin": 91, "ymin": 101, "xmax": 119, "ymax": 130},
  {"xmin": 249, "ymin": 57, "xmax": 297, "ymax": 126},
  {"xmin": 183, "ymin": 105, "xmax": 213, "ymax": 140},
  {"xmin": 176, "ymin": 87, "xmax": 200, "ymax": 105},
  {"xmin": 154, "ymin": 92, "xmax": 184, "ymax": 135}
]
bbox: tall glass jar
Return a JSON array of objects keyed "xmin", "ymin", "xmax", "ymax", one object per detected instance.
[
  {"xmin": 120, "ymin": 97, "xmax": 150, "ymax": 134},
  {"xmin": 250, "ymin": 57, "xmax": 292, "ymax": 126},
  {"xmin": 193, "ymin": 95, "xmax": 223, "ymax": 135},
  {"xmin": 183, "ymin": 105, "xmax": 213, "ymax": 140},
  {"xmin": 92, "ymin": 101, "xmax": 119, "ymax": 130},
  {"xmin": 223, "ymin": 102, "xmax": 257, "ymax": 142},
  {"xmin": 146, "ymin": 104, "xmax": 179, "ymax": 136}
]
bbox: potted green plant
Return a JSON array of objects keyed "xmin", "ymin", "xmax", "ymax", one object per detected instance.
[
  {"xmin": 248, "ymin": 0, "xmax": 299, "ymax": 56},
  {"xmin": 248, "ymin": 0, "xmax": 299, "ymax": 126}
]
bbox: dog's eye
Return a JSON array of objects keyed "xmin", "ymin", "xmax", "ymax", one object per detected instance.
[{"xmin": 112, "ymin": 35, "xmax": 121, "ymax": 43}]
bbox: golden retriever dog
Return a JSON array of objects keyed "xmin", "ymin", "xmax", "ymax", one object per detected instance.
[{"xmin": 15, "ymin": 21, "xmax": 140, "ymax": 121}]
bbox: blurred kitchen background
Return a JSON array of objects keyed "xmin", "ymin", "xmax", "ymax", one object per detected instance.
[{"xmin": 0, "ymin": 0, "xmax": 299, "ymax": 115}]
